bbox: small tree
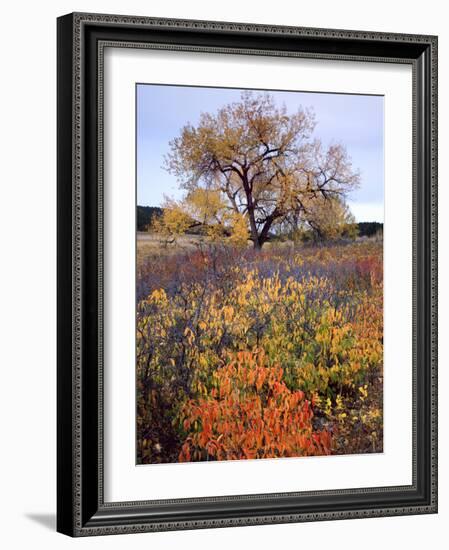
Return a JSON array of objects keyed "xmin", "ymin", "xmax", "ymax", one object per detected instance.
[
  {"xmin": 151, "ymin": 198, "xmax": 192, "ymax": 247},
  {"xmin": 228, "ymin": 212, "xmax": 250, "ymax": 248},
  {"xmin": 153, "ymin": 190, "xmax": 250, "ymax": 248},
  {"xmin": 302, "ymin": 196, "xmax": 358, "ymax": 242}
]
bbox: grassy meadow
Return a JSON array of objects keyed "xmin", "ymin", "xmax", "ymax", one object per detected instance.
[{"xmin": 136, "ymin": 234, "xmax": 383, "ymax": 464}]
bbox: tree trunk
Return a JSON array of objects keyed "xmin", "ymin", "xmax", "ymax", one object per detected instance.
[
  {"xmin": 246, "ymin": 203, "xmax": 262, "ymax": 250},
  {"xmin": 258, "ymin": 216, "xmax": 275, "ymax": 249}
]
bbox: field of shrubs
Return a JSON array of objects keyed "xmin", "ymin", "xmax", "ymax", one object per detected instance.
[{"xmin": 136, "ymin": 239, "xmax": 383, "ymax": 464}]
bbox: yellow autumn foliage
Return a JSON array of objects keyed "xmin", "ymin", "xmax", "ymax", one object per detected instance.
[{"xmin": 137, "ymin": 241, "xmax": 383, "ymax": 463}]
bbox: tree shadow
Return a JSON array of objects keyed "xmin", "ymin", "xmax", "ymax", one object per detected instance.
[{"xmin": 25, "ymin": 513, "xmax": 56, "ymax": 531}]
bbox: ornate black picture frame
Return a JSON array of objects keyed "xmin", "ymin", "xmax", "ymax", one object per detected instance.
[{"xmin": 57, "ymin": 12, "xmax": 438, "ymax": 537}]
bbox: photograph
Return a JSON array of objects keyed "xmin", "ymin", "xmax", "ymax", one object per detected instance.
[{"xmin": 136, "ymin": 84, "xmax": 384, "ymax": 465}]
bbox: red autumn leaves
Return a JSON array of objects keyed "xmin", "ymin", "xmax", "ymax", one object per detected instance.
[{"xmin": 179, "ymin": 349, "xmax": 331, "ymax": 462}]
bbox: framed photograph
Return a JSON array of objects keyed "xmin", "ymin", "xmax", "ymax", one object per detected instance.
[{"xmin": 57, "ymin": 12, "xmax": 438, "ymax": 536}]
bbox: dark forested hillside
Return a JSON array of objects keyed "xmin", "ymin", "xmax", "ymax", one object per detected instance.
[
  {"xmin": 357, "ymin": 222, "xmax": 383, "ymax": 237},
  {"xmin": 137, "ymin": 206, "xmax": 163, "ymax": 231}
]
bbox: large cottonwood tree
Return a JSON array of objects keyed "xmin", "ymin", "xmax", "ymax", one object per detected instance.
[{"xmin": 164, "ymin": 91, "xmax": 360, "ymax": 249}]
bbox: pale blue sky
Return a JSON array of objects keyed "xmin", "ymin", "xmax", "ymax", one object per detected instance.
[{"xmin": 137, "ymin": 84, "xmax": 384, "ymax": 222}]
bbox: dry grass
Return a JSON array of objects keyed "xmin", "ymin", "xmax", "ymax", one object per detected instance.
[
  {"xmin": 137, "ymin": 231, "xmax": 302, "ymax": 269},
  {"xmin": 137, "ymin": 231, "xmax": 205, "ymax": 268}
]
